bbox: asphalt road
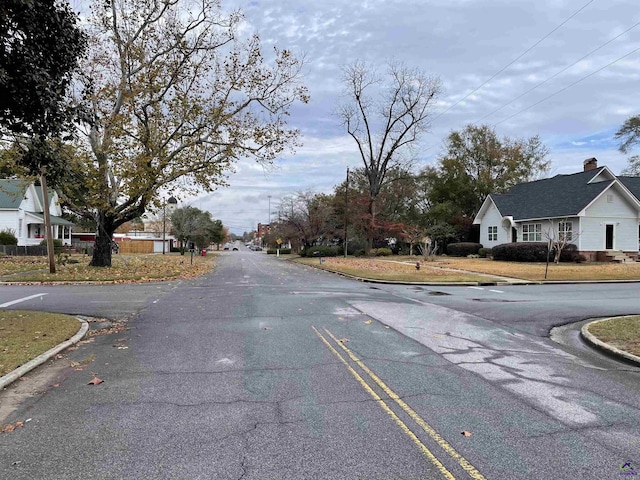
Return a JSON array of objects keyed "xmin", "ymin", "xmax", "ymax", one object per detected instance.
[{"xmin": 0, "ymin": 252, "xmax": 639, "ymax": 479}]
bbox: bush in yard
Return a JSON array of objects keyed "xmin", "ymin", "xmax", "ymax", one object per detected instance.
[
  {"xmin": 446, "ymin": 242, "xmax": 482, "ymax": 257},
  {"xmin": 478, "ymin": 247, "xmax": 492, "ymax": 258},
  {"xmin": 374, "ymin": 247, "xmax": 392, "ymax": 256},
  {"xmin": 491, "ymin": 242, "xmax": 549, "ymax": 262},
  {"xmin": 354, "ymin": 249, "xmax": 366, "ymax": 257},
  {"xmin": 555, "ymin": 244, "xmax": 585, "ymax": 263},
  {"xmin": 40, "ymin": 238, "xmax": 64, "ymax": 252},
  {"xmin": 0, "ymin": 229, "xmax": 18, "ymax": 245}
]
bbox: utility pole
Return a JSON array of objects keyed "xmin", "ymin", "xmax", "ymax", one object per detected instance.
[
  {"xmin": 344, "ymin": 167, "xmax": 349, "ymax": 258},
  {"xmin": 40, "ymin": 173, "xmax": 56, "ymax": 274},
  {"xmin": 162, "ymin": 200, "xmax": 166, "ymax": 255}
]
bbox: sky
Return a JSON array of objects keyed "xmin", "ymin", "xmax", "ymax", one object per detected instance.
[{"xmin": 181, "ymin": 0, "xmax": 640, "ymax": 234}]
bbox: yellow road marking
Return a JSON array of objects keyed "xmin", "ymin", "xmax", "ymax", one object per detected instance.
[
  {"xmin": 323, "ymin": 328, "xmax": 488, "ymax": 480},
  {"xmin": 312, "ymin": 326, "xmax": 456, "ymax": 480}
]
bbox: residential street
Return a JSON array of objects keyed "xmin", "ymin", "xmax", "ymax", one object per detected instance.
[{"xmin": 1, "ymin": 251, "xmax": 639, "ymax": 479}]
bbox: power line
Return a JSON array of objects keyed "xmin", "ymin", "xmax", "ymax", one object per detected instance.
[
  {"xmin": 476, "ymin": 19, "xmax": 640, "ymax": 123},
  {"xmin": 493, "ymin": 45, "xmax": 640, "ymax": 127},
  {"xmin": 432, "ymin": 0, "xmax": 595, "ymax": 121}
]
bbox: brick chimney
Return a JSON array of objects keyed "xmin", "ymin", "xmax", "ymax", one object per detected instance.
[{"xmin": 583, "ymin": 158, "xmax": 598, "ymax": 172}]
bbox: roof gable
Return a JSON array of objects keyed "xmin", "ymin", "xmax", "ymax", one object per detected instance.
[
  {"xmin": 490, "ymin": 167, "xmax": 621, "ymax": 220},
  {"xmin": 0, "ymin": 179, "xmax": 30, "ymax": 209}
]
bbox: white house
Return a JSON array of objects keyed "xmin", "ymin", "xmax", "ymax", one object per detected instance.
[
  {"xmin": 473, "ymin": 158, "xmax": 640, "ymax": 261},
  {"xmin": 0, "ymin": 179, "xmax": 74, "ymax": 246}
]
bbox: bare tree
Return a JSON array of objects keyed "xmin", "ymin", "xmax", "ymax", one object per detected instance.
[
  {"xmin": 401, "ymin": 224, "xmax": 425, "ymax": 256},
  {"xmin": 337, "ymin": 61, "xmax": 441, "ymax": 254}
]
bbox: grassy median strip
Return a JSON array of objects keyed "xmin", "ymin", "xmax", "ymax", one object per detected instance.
[
  {"xmin": 587, "ymin": 316, "xmax": 640, "ymax": 358},
  {"xmin": 0, "ymin": 253, "xmax": 214, "ymax": 283},
  {"xmin": 295, "ymin": 257, "xmax": 502, "ymax": 283},
  {"xmin": 0, "ymin": 310, "xmax": 81, "ymax": 376}
]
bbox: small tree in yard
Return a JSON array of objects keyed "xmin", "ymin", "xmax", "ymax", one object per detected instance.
[{"xmin": 542, "ymin": 219, "xmax": 582, "ymax": 279}]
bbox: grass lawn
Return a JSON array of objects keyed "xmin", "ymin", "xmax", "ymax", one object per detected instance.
[
  {"xmin": 0, "ymin": 310, "xmax": 80, "ymax": 376},
  {"xmin": 0, "ymin": 253, "xmax": 214, "ymax": 283},
  {"xmin": 587, "ymin": 316, "xmax": 640, "ymax": 357},
  {"xmin": 395, "ymin": 256, "xmax": 640, "ymax": 281},
  {"xmin": 295, "ymin": 257, "xmax": 503, "ymax": 283}
]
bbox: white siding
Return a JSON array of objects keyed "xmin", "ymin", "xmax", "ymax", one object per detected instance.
[
  {"xmin": 478, "ymin": 202, "xmax": 509, "ymax": 247},
  {"xmin": 21, "ymin": 186, "xmax": 37, "ymax": 212},
  {"xmin": 0, "ymin": 211, "xmax": 18, "ymax": 236},
  {"xmin": 581, "ymin": 187, "xmax": 639, "ymax": 251}
]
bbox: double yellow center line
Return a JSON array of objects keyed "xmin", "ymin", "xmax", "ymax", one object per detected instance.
[{"xmin": 312, "ymin": 326, "xmax": 487, "ymax": 480}]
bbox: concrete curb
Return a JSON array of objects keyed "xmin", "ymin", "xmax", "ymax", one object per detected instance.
[
  {"xmin": 581, "ymin": 316, "xmax": 640, "ymax": 366},
  {"xmin": 0, "ymin": 317, "xmax": 89, "ymax": 390}
]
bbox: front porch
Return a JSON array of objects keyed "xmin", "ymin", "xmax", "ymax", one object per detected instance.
[{"xmin": 23, "ymin": 212, "xmax": 74, "ymax": 246}]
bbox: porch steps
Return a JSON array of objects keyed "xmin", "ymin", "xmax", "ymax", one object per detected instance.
[{"xmin": 605, "ymin": 251, "xmax": 637, "ymax": 263}]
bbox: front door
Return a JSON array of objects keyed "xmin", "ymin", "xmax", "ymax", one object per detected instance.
[{"xmin": 605, "ymin": 224, "xmax": 614, "ymax": 250}]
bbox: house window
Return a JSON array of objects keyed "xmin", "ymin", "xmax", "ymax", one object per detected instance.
[
  {"xmin": 522, "ymin": 223, "xmax": 542, "ymax": 242},
  {"xmin": 607, "ymin": 194, "xmax": 614, "ymax": 203},
  {"xmin": 558, "ymin": 222, "xmax": 573, "ymax": 242},
  {"xmin": 18, "ymin": 219, "xmax": 22, "ymax": 237},
  {"xmin": 488, "ymin": 226, "xmax": 498, "ymax": 241}
]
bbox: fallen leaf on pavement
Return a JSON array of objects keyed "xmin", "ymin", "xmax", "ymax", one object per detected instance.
[
  {"xmin": 462, "ymin": 431, "xmax": 472, "ymax": 437},
  {"xmin": 87, "ymin": 377, "xmax": 103, "ymax": 385},
  {"xmin": 2, "ymin": 421, "xmax": 25, "ymax": 433},
  {"xmin": 364, "ymin": 319, "xmax": 372, "ymax": 325}
]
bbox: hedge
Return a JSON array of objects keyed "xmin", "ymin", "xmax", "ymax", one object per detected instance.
[
  {"xmin": 478, "ymin": 247, "xmax": 492, "ymax": 258},
  {"xmin": 491, "ymin": 242, "xmax": 549, "ymax": 262},
  {"xmin": 301, "ymin": 246, "xmax": 341, "ymax": 257},
  {"xmin": 446, "ymin": 242, "xmax": 483, "ymax": 257},
  {"xmin": 267, "ymin": 248, "xmax": 292, "ymax": 255},
  {"xmin": 492, "ymin": 242, "xmax": 585, "ymax": 262}
]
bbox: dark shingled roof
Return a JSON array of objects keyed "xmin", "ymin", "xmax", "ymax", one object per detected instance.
[
  {"xmin": 490, "ymin": 167, "xmax": 613, "ymax": 220},
  {"xmin": 618, "ymin": 176, "xmax": 640, "ymax": 200}
]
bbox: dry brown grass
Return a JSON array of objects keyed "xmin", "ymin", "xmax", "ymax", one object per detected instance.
[
  {"xmin": 588, "ymin": 316, "xmax": 640, "ymax": 357},
  {"xmin": 295, "ymin": 257, "xmax": 502, "ymax": 283},
  {"xmin": 395, "ymin": 256, "xmax": 640, "ymax": 281},
  {"xmin": 0, "ymin": 253, "xmax": 215, "ymax": 283}
]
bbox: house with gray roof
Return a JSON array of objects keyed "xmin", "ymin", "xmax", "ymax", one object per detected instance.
[
  {"xmin": 0, "ymin": 179, "xmax": 74, "ymax": 246},
  {"xmin": 473, "ymin": 158, "xmax": 640, "ymax": 261}
]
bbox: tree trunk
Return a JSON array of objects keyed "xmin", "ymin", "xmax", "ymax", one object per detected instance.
[
  {"xmin": 91, "ymin": 214, "xmax": 115, "ymax": 267},
  {"xmin": 365, "ymin": 197, "xmax": 376, "ymax": 256}
]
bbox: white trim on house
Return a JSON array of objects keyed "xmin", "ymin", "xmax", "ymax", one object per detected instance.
[
  {"xmin": 587, "ymin": 166, "xmax": 616, "ymax": 184},
  {"xmin": 578, "ymin": 181, "xmax": 640, "ymax": 216}
]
